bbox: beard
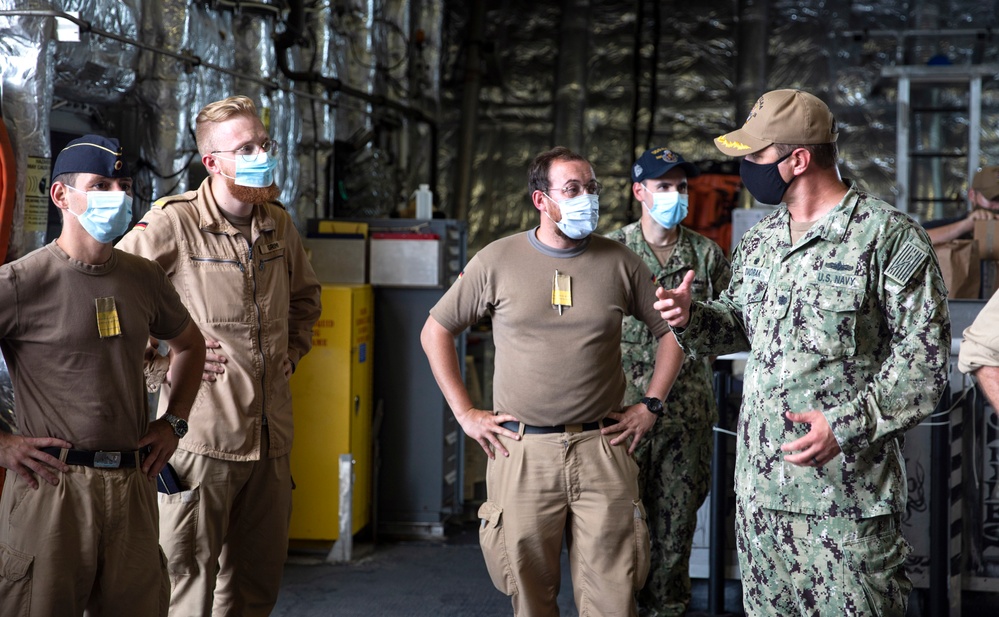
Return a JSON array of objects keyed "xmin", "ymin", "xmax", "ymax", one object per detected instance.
[
  {"xmin": 543, "ymin": 201, "xmax": 587, "ymax": 244},
  {"xmin": 224, "ymin": 175, "xmax": 281, "ymax": 204}
]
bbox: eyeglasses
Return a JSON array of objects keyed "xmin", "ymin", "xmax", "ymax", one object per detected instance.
[
  {"xmin": 548, "ymin": 180, "xmax": 603, "ymax": 199},
  {"xmin": 211, "ymin": 139, "xmax": 280, "ymax": 162}
]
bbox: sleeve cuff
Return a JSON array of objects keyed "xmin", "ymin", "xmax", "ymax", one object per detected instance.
[{"xmin": 144, "ymin": 353, "xmax": 170, "ymax": 393}]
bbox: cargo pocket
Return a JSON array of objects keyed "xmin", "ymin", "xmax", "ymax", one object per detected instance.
[
  {"xmin": 158, "ymin": 482, "xmax": 201, "ymax": 576},
  {"xmin": 632, "ymin": 499, "xmax": 651, "ymax": 590},
  {"xmin": 0, "ymin": 544, "xmax": 33, "ymax": 616},
  {"xmin": 477, "ymin": 501, "xmax": 516, "ymax": 596},
  {"xmin": 157, "ymin": 547, "xmax": 171, "ymax": 614},
  {"xmin": 843, "ymin": 528, "xmax": 911, "ymax": 617}
]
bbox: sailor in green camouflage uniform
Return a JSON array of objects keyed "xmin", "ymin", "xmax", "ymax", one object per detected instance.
[
  {"xmin": 606, "ymin": 147, "xmax": 731, "ymax": 617},
  {"xmin": 655, "ymin": 90, "xmax": 950, "ymax": 617}
]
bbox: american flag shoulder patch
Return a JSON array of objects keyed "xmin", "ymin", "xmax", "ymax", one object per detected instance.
[{"xmin": 884, "ymin": 239, "xmax": 928, "ymax": 285}]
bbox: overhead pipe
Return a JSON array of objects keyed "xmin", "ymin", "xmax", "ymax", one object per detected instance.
[
  {"xmin": 273, "ymin": 0, "xmax": 439, "ymax": 212},
  {"xmin": 553, "ymin": 0, "xmax": 591, "ymax": 151},
  {"xmin": 0, "ymin": 8, "xmax": 319, "ymax": 104},
  {"xmin": 0, "ymin": 6, "xmax": 437, "ymax": 118},
  {"xmin": 643, "ymin": 0, "xmax": 662, "ymax": 150},
  {"xmin": 628, "ymin": 0, "xmax": 646, "ymax": 173},
  {"xmin": 732, "ymin": 0, "xmax": 768, "ymax": 209},
  {"xmin": 452, "ymin": 1, "xmax": 486, "ymax": 221},
  {"xmin": 840, "ymin": 28, "xmax": 995, "ymax": 64}
]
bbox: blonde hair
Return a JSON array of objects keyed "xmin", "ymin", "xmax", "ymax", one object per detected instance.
[{"xmin": 195, "ymin": 95, "xmax": 258, "ymax": 154}]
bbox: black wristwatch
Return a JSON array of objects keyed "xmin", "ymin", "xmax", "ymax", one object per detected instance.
[
  {"xmin": 162, "ymin": 413, "xmax": 189, "ymax": 438},
  {"xmin": 641, "ymin": 397, "xmax": 664, "ymax": 418}
]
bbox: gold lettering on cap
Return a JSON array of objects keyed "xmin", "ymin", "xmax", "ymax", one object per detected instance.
[{"xmin": 716, "ymin": 136, "xmax": 752, "ymax": 151}]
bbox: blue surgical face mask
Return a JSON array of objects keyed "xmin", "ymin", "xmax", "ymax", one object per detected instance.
[
  {"xmin": 65, "ymin": 185, "xmax": 133, "ymax": 243},
  {"xmin": 642, "ymin": 186, "xmax": 689, "ymax": 229},
  {"xmin": 545, "ymin": 192, "xmax": 599, "ymax": 239},
  {"xmin": 217, "ymin": 152, "xmax": 278, "ymax": 188},
  {"xmin": 739, "ymin": 150, "xmax": 795, "ymax": 206}
]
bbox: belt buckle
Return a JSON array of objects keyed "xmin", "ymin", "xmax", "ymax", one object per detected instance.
[{"xmin": 94, "ymin": 451, "xmax": 122, "ymax": 469}]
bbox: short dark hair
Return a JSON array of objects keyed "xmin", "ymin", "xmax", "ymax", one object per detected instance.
[
  {"xmin": 774, "ymin": 142, "xmax": 838, "ymax": 169},
  {"xmin": 53, "ymin": 172, "xmax": 80, "ymax": 221},
  {"xmin": 527, "ymin": 146, "xmax": 589, "ymax": 195},
  {"xmin": 53, "ymin": 172, "xmax": 80, "ymax": 187}
]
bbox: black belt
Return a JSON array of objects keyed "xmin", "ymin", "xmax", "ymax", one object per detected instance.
[
  {"xmin": 500, "ymin": 418, "xmax": 615, "ymax": 435},
  {"xmin": 41, "ymin": 447, "xmax": 144, "ymax": 469}
]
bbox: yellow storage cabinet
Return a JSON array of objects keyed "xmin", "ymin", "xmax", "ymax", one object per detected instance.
[{"xmin": 289, "ymin": 284, "xmax": 373, "ymax": 540}]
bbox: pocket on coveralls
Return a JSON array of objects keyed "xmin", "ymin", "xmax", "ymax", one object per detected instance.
[
  {"xmin": 477, "ymin": 501, "xmax": 516, "ymax": 596},
  {"xmin": 158, "ymin": 482, "xmax": 201, "ymax": 576},
  {"xmin": 632, "ymin": 499, "xmax": 651, "ymax": 590},
  {"xmin": 0, "ymin": 543, "xmax": 33, "ymax": 616}
]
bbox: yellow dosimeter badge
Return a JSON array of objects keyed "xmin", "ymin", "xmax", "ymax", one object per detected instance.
[
  {"xmin": 552, "ymin": 270, "xmax": 572, "ymax": 315},
  {"xmin": 95, "ymin": 297, "xmax": 122, "ymax": 338}
]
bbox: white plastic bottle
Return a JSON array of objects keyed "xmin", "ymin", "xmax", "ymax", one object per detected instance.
[{"xmin": 414, "ymin": 183, "xmax": 433, "ymax": 219}]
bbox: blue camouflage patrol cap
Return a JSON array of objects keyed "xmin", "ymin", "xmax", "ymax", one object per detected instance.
[
  {"xmin": 632, "ymin": 147, "xmax": 700, "ymax": 183},
  {"xmin": 52, "ymin": 134, "xmax": 130, "ymax": 179}
]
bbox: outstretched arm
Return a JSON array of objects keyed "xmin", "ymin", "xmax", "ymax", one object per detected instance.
[
  {"xmin": 655, "ymin": 269, "xmax": 695, "ymax": 328},
  {"xmin": 925, "ymin": 208, "xmax": 998, "ymax": 245}
]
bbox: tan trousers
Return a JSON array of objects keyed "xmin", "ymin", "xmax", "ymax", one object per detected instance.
[
  {"xmin": 0, "ymin": 465, "xmax": 169, "ymax": 617},
  {"xmin": 478, "ymin": 426, "xmax": 651, "ymax": 617},
  {"xmin": 159, "ymin": 428, "xmax": 292, "ymax": 617}
]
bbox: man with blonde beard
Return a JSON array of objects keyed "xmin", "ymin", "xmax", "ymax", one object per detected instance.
[{"xmin": 117, "ymin": 96, "xmax": 322, "ymax": 616}]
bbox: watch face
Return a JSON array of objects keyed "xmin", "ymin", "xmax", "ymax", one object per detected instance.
[
  {"xmin": 166, "ymin": 415, "xmax": 188, "ymax": 437},
  {"xmin": 643, "ymin": 397, "xmax": 663, "ymax": 413}
]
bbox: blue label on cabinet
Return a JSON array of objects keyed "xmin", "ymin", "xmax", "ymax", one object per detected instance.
[{"xmin": 359, "ymin": 342, "xmax": 367, "ymax": 363}]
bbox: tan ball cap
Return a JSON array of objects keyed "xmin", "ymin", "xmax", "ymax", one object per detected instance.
[
  {"xmin": 971, "ymin": 165, "xmax": 999, "ymax": 200},
  {"xmin": 715, "ymin": 89, "xmax": 839, "ymax": 157}
]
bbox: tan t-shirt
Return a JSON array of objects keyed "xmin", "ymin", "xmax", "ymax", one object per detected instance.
[
  {"xmin": 430, "ymin": 229, "xmax": 670, "ymax": 426},
  {"xmin": 789, "ymin": 218, "xmax": 817, "ymax": 245},
  {"xmin": 0, "ymin": 242, "xmax": 191, "ymax": 450}
]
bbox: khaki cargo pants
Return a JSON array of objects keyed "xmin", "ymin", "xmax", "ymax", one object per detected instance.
[
  {"xmin": 477, "ymin": 426, "xmax": 651, "ymax": 617},
  {"xmin": 0, "ymin": 465, "xmax": 168, "ymax": 617},
  {"xmin": 158, "ymin": 428, "xmax": 292, "ymax": 617}
]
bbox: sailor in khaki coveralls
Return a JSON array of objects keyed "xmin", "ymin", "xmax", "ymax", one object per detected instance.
[
  {"xmin": 117, "ymin": 96, "xmax": 322, "ymax": 617},
  {"xmin": 0, "ymin": 135, "xmax": 205, "ymax": 616}
]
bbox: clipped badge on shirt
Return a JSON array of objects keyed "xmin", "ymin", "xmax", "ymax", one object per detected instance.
[
  {"xmin": 552, "ymin": 270, "xmax": 572, "ymax": 315},
  {"xmin": 95, "ymin": 297, "xmax": 122, "ymax": 338}
]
